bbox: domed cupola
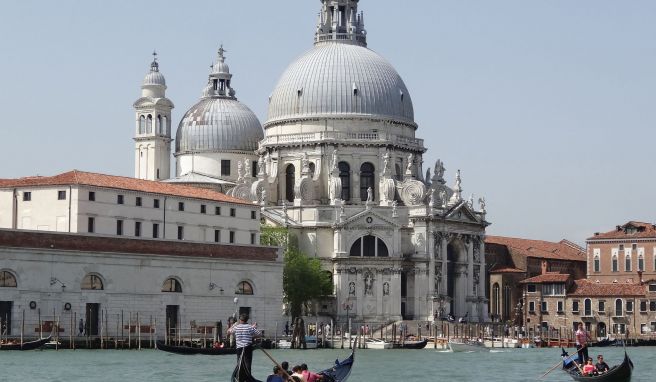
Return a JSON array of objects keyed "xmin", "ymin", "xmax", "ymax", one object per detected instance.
[
  {"xmin": 265, "ymin": 0, "xmax": 415, "ymax": 129},
  {"xmin": 175, "ymin": 46, "xmax": 263, "ymax": 155}
]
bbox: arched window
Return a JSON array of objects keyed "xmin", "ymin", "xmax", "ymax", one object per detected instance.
[
  {"xmin": 156, "ymin": 115, "xmax": 162, "ymax": 134},
  {"xmin": 308, "ymin": 162, "xmax": 316, "ymax": 179},
  {"xmin": 236, "ymin": 281, "xmax": 254, "ymax": 295},
  {"xmin": 285, "ymin": 164, "xmax": 295, "ymax": 203},
  {"xmin": 162, "ymin": 278, "xmax": 182, "ymax": 293},
  {"xmin": 593, "ymin": 254, "xmax": 601, "ymax": 273},
  {"xmin": 395, "ymin": 163, "xmax": 403, "ymax": 181},
  {"xmin": 338, "ymin": 162, "xmax": 351, "ymax": 202},
  {"xmin": 625, "ymin": 254, "xmax": 632, "ymax": 272},
  {"xmin": 492, "ymin": 283, "xmax": 500, "ymax": 317},
  {"xmin": 615, "ymin": 299, "xmax": 623, "ymax": 317},
  {"xmin": 584, "ymin": 298, "xmax": 592, "ymax": 316},
  {"xmin": 359, "ymin": 163, "xmax": 375, "ymax": 202},
  {"xmin": 81, "ymin": 274, "xmax": 103, "ymax": 290},
  {"xmin": 611, "ymin": 254, "xmax": 618, "ymax": 272},
  {"xmin": 139, "ymin": 115, "xmax": 146, "ymax": 134},
  {"xmin": 0, "ymin": 270, "xmax": 17, "ymax": 287},
  {"xmin": 146, "ymin": 115, "xmax": 153, "ymax": 134},
  {"xmin": 349, "ymin": 235, "xmax": 388, "ymax": 257},
  {"xmin": 163, "ymin": 116, "xmax": 169, "ymax": 136},
  {"xmin": 638, "ymin": 254, "xmax": 645, "ymax": 271}
]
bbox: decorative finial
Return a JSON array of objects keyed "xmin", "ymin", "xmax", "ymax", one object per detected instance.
[
  {"xmin": 150, "ymin": 50, "xmax": 159, "ymax": 72},
  {"xmin": 217, "ymin": 45, "xmax": 226, "ymax": 62}
]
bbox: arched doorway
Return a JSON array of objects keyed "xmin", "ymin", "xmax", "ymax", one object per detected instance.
[
  {"xmin": 491, "ymin": 283, "xmax": 500, "ymax": 319},
  {"xmin": 446, "ymin": 241, "xmax": 466, "ymax": 317},
  {"xmin": 285, "ymin": 164, "xmax": 295, "ymax": 202}
]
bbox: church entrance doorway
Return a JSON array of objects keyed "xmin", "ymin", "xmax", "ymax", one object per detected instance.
[
  {"xmin": 166, "ymin": 305, "xmax": 179, "ymax": 336},
  {"xmin": 85, "ymin": 303, "xmax": 100, "ymax": 336},
  {"xmin": 0, "ymin": 301, "xmax": 12, "ymax": 336}
]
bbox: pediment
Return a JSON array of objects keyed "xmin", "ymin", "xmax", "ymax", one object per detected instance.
[
  {"xmin": 445, "ymin": 202, "xmax": 481, "ymax": 224},
  {"xmin": 336, "ymin": 208, "xmax": 401, "ymax": 229}
]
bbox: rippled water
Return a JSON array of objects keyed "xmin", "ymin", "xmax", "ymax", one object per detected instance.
[{"xmin": 1, "ymin": 346, "xmax": 654, "ymax": 382}]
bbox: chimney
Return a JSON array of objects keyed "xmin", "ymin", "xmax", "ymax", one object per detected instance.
[{"xmin": 541, "ymin": 260, "xmax": 548, "ymax": 275}]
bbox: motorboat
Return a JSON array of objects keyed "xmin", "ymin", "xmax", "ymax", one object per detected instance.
[
  {"xmin": 448, "ymin": 339, "xmax": 490, "ymax": 352},
  {"xmin": 365, "ymin": 338, "xmax": 393, "ymax": 349}
]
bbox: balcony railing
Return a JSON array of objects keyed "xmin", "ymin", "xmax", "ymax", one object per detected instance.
[{"xmin": 261, "ymin": 131, "xmax": 424, "ymax": 149}]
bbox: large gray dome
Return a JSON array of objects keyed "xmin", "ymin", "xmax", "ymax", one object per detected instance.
[
  {"xmin": 265, "ymin": 43, "xmax": 415, "ymax": 127},
  {"xmin": 175, "ymin": 98, "xmax": 263, "ymax": 153}
]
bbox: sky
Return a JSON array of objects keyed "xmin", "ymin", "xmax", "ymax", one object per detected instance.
[{"xmin": 0, "ymin": 0, "xmax": 654, "ymax": 245}]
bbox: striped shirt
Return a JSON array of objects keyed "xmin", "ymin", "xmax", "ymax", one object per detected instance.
[{"xmin": 230, "ymin": 323, "xmax": 261, "ymax": 348}]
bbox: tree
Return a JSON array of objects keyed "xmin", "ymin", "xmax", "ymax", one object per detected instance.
[{"xmin": 261, "ymin": 226, "xmax": 332, "ymax": 320}]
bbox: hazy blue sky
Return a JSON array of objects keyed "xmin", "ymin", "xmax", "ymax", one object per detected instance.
[{"xmin": 0, "ymin": 0, "xmax": 654, "ymax": 244}]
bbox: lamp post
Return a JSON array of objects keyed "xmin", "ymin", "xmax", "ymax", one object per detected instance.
[{"xmin": 341, "ymin": 300, "xmax": 353, "ymax": 349}]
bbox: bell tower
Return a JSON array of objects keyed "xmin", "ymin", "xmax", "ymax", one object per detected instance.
[{"xmin": 133, "ymin": 52, "xmax": 174, "ymax": 180}]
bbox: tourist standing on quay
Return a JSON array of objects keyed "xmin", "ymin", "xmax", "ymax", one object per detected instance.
[{"xmin": 228, "ymin": 313, "xmax": 262, "ymax": 382}]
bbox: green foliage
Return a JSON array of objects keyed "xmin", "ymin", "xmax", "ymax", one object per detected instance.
[{"xmin": 261, "ymin": 224, "xmax": 332, "ymax": 320}]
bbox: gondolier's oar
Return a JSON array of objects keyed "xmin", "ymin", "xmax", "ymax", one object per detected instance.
[
  {"xmin": 538, "ymin": 345, "xmax": 587, "ymax": 380},
  {"xmin": 258, "ymin": 346, "xmax": 294, "ymax": 382}
]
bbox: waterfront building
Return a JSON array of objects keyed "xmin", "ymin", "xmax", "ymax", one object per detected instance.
[
  {"xmin": 255, "ymin": 0, "xmax": 490, "ymax": 322},
  {"xmin": 485, "ymin": 236, "xmax": 586, "ymax": 323},
  {"xmin": 586, "ymin": 221, "xmax": 656, "ymax": 284},
  {"xmin": 0, "ymin": 229, "xmax": 282, "ymax": 338}
]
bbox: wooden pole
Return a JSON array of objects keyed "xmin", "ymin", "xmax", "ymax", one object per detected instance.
[
  {"xmin": 151, "ymin": 316, "xmax": 154, "ymax": 349},
  {"xmin": 21, "ymin": 310, "xmax": 24, "ymax": 347},
  {"xmin": 115, "ymin": 314, "xmax": 119, "ymax": 349},
  {"xmin": 38, "ymin": 308, "xmax": 42, "ymax": 339},
  {"xmin": 69, "ymin": 311, "xmax": 73, "ymax": 349},
  {"xmin": 121, "ymin": 310, "xmax": 124, "ymax": 349},
  {"xmin": 137, "ymin": 312, "xmax": 141, "ymax": 350},
  {"xmin": 73, "ymin": 311, "xmax": 76, "ymax": 350},
  {"xmin": 100, "ymin": 309, "xmax": 104, "ymax": 350},
  {"xmin": 56, "ymin": 314, "xmax": 60, "ymax": 350},
  {"xmin": 128, "ymin": 312, "xmax": 132, "ymax": 349}
]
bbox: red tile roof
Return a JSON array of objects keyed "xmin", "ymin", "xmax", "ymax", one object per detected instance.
[
  {"xmin": 0, "ymin": 170, "xmax": 251, "ymax": 205},
  {"xmin": 587, "ymin": 221, "xmax": 656, "ymax": 241},
  {"xmin": 490, "ymin": 266, "xmax": 525, "ymax": 274},
  {"xmin": 569, "ymin": 279, "xmax": 646, "ymax": 297},
  {"xmin": 519, "ymin": 273, "xmax": 571, "ymax": 284},
  {"xmin": 486, "ymin": 236, "xmax": 586, "ymax": 262},
  {"xmin": 0, "ymin": 229, "xmax": 279, "ymax": 262}
]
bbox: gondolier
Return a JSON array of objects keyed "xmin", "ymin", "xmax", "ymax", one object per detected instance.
[
  {"xmin": 575, "ymin": 323, "xmax": 591, "ymax": 366},
  {"xmin": 228, "ymin": 313, "xmax": 262, "ymax": 382}
]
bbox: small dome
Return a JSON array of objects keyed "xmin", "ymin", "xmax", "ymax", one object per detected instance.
[
  {"xmin": 266, "ymin": 43, "xmax": 415, "ymax": 127},
  {"xmin": 142, "ymin": 55, "xmax": 166, "ymax": 87},
  {"xmin": 175, "ymin": 98, "xmax": 263, "ymax": 153}
]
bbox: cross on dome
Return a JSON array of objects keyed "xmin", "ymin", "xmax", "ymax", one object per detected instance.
[{"xmin": 150, "ymin": 50, "xmax": 160, "ymax": 72}]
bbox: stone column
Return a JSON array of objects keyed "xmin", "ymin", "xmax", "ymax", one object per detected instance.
[
  {"xmin": 440, "ymin": 234, "xmax": 448, "ymax": 298},
  {"xmin": 428, "ymin": 229, "xmax": 435, "ymax": 298},
  {"xmin": 467, "ymin": 236, "xmax": 474, "ymax": 318}
]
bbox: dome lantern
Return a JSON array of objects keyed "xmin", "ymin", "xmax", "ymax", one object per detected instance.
[
  {"xmin": 315, "ymin": 0, "xmax": 367, "ymax": 47},
  {"xmin": 204, "ymin": 45, "xmax": 236, "ymax": 99}
]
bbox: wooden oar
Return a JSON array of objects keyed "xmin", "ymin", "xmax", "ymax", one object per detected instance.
[
  {"xmin": 538, "ymin": 345, "xmax": 587, "ymax": 380},
  {"xmin": 258, "ymin": 346, "xmax": 295, "ymax": 382}
]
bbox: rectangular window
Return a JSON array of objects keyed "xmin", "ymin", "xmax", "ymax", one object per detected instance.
[
  {"xmin": 649, "ymin": 284, "xmax": 656, "ymax": 293},
  {"xmin": 625, "ymin": 255, "xmax": 632, "ymax": 272},
  {"xmin": 214, "ymin": 230, "xmax": 221, "ymax": 243},
  {"xmin": 640, "ymin": 300, "xmax": 647, "ymax": 312},
  {"xmin": 599, "ymin": 300, "xmax": 606, "ymax": 313},
  {"xmin": 594, "ymin": 257, "xmax": 600, "ymax": 273},
  {"xmin": 221, "ymin": 160, "xmax": 231, "ymax": 176},
  {"xmin": 612, "ymin": 257, "xmax": 618, "ymax": 272},
  {"xmin": 58, "ymin": 190, "xmax": 66, "ymax": 200},
  {"xmin": 527, "ymin": 284, "xmax": 537, "ymax": 293},
  {"xmin": 613, "ymin": 323, "xmax": 626, "ymax": 335},
  {"xmin": 215, "ymin": 206, "xmax": 221, "ymax": 215},
  {"xmin": 87, "ymin": 217, "xmax": 95, "ymax": 233},
  {"xmin": 136, "ymin": 197, "xmax": 142, "ymax": 207},
  {"xmin": 117, "ymin": 195, "xmax": 124, "ymax": 205},
  {"xmin": 251, "ymin": 210, "xmax": 257, "ymax": 220},
  {"xmin": 626, "ymin": 300, "xmax": 634, "ymax": 313},
  {"xmin": 178, "ymin": 202, "xmax": 184, "ymax": 211},
  {"xmin": 23, "ymin": 192, "xmax": 31, "ymax": 201},
  {"xmin": 230, "ymin": 208, "xmax": 236, "ymax": 217},
  {"xmin": 528, "ymin": 301, "xmax": 535, "ymax": 313},
  {"xmin": 116, "ymin": 220, "xmax": 123, "ymax": 236},
  {"xmin": 200, "ymin": 204, "xmax": 206, "ymax": 214},
  {"xmin": 88, "ymin": 191, "xmax": 95, "ymax": 201},
  {"xmin": 135, "ymin": 222, "xmax": 141, "ymax": 237},
  {"xmin": 572, "ymin": 300, "xmax": 579, "ymax": 313},
  {"xmin": 639, "ymin": 256, "xmax": 645, "ymax": 271},
  {"xmin": 177, "ymin": 226, "xmax": 184, "ymax": 240},
  {"xmin": 652, "ymin": 321, "xmax": 656, "ymax": 333},
  {"xmin": 152, "ymin": 223, "xmax": 159, "ymax": 239},
  {"xmin": 541, "ymin": 301, "xmax": 548, "ymax": 312},
  {"xmin": 619, "ymin": 244, "xmax": 625, "ymax": 251},
  {"xmin": 557, "ymin": 301, "xmax": 564, "ymax": 313},
  {"xmin": 632, "ymin": 243, "xmax": 637, "ymax": 251},
  {"xmin": 229, "ymin": 231, "xmax": 235, "ymax": 244},
  {"xmin": 250, "ymin": 233, "xmax": 256, "ymax": 245},
  {"xmin": 542, "ymin": 283, "xmax": 565, "ymax": 296},
  {"xmin": 153, "ymin": 199, "xmax": 160, "ymax": 208},
  {"xmin": 651, "ymin": 300, "xmax": 656, "ymax": 312}
]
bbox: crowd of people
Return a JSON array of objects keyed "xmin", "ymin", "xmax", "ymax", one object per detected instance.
[{"xmin": 265, "ymin": 362, "xmax": 324, "ymax": 382}]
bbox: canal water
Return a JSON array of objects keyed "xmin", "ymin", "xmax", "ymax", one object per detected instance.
[{"xmin": 1, "ymin": 346, "xmax": 653, "ymax": 381}]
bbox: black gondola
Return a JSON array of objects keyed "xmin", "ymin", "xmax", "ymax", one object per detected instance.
[
  {"xmin": 0, "ymin": 336, "xmax": 52, "ymax": 351},
  {"xmin": 394, "ymin": 339, "xmax": 428, "ymax": 349},
  {"xmin": 155, "ymin": 340, "xmax": 238, "ymax": 355},
  {"xmin": 562, "ymin": 350, "xmax": 633, "ymax": 382},
  {"xmin": 231, "ymin": 344, "xmax": 355, "ymax": 382},
  {"xmin": 592, "ymin": 338, "xmax": 618, "ymax": 347}
]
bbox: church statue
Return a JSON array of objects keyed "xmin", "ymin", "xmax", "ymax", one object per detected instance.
[
  {"xmin": 428, "ymin": 188, "xmax": 435, "ymax": 208},
  {"xmin": 302, "ymin": 153, "xmax": 310, "ymax": 173},
  {"xmin": 258, "ymin": 155, "xmax": 265, "ymax": 176},
  {"xmin": 478, "ymin": 197, "xmax": 487, "ymax": 213},
  {"xmin": 406, "ymin": 153, "xmax": 414, "ymax": 174},
  {"xmin": 260, "ymin": 189, "xmax": 267, "ymax": 206},
  {"xmin": 244, "ymin": 158, "xmax": 251, "ymax": 178},
  {"xmin": 468, "ymin": 193, "xmax": 475, "ymax": 209},
  {"xmin": 382, "ymin": 152, "xmax": 390, "ymax": 175},
  {"xmin": 434, "ymin": 159, "xmax": 445, "ymax": 181},
  {"xmin": 237, "ymin": 160, "xmax": 244, "ymax": 181},
  {"xmin": 366, "ymin": 187, "xmax": 373, "ymax": 203},
  {"xmin": 364, "ymin": 273, "xmax": 374, "ymax": 296},
  {"xmin": 383, "ymin": 282, "xmax": 390, "ymax": 296},
  {"xmin": 439, "ymin": 190, "xmax": 447, "ymax": 208},
  {"xmin": 392, "ymin": 200, "xmax": 398, "ymax": 217},
  {"xmin": 331, "ymin": 149, "xmax": 338, "ymax": 172}
]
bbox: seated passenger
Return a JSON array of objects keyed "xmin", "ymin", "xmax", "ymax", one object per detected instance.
[
  {"xmin": 300, "ymin": 363, "xmax": 323, "ymax": 382},
  {"xmin": 582, "ymin": 358, "xmax": 596, "ymax": 376},
  {"xmin": 291, "ymin": 365, "xmax": 307, "ymax": 382},
  {"xmin": 266, "ymin": 366, "xmax": 284, "ymax": 382},
  {"xmin": 595, "ymin": 355, "xmax": 610, "ymax": 374}
]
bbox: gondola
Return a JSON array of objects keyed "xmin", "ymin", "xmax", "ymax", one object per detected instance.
[
  {"xmin": 395, "ymin": 339, "xmax": 428, "ymax": 349},
  {"xmin": 231, "ymin": 342, "xmax": 356, "ymax": 382},
  {"xmin": 592, "ymin": 338, "xmax": 618, "ymax": 347},
  {"xmin": 155, "ymin": 340, "xmax": 238, "ymax": 355},
  {"xmin": 562, "ymin": 349, "xmax": 633, "ymax": 382},
  {"xmin": 0, "ymin": 336, "xmax": 52, "ymax": 351}
]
